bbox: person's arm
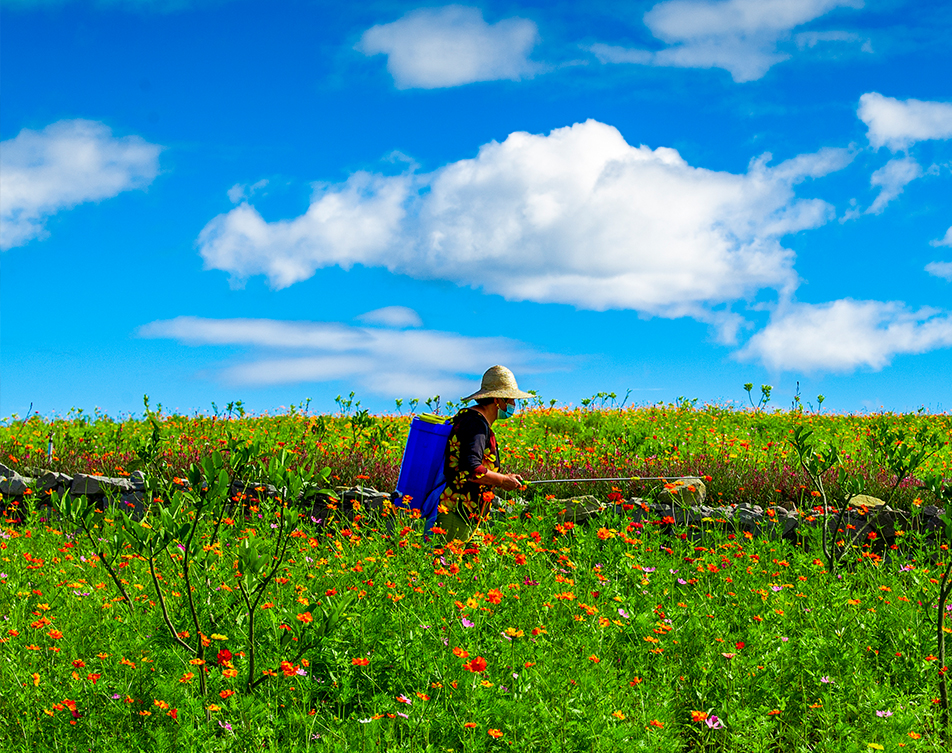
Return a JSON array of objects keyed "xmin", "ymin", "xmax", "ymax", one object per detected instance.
[{"xmin": 456, "ymin": 414, "xmax": 524, "ymax": 491}]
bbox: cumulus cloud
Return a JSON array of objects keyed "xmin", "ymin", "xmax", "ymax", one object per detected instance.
[
  {"xmin": 199, "ymin": 171, "xmax": 411, "ymax": 289},
  {"xmin": 199, "ymin": 120, "xmax": 851, "ymax": 324},
  {"xmin": 926, "ymin": 261, "xmax": 952, "ymax": 281},
  {"xmin": 592, "ymin": 0, "xmax": 863, "ymax": 82},
  {"xmin": 738, "ymin": 299, "xmax": 952, "ymax": 371},
  {"xmin": 931, "ymin": 227, "xmax": 952, "ymax": 248},
  {"xmin": 866, "ymin": 156, "xmax": 921, "ymax": 214},
  {"xmin": 1, "ymin": 119, "xmax": 161, "ymax": 250},
  {"xmin": 858, "ymin": 92, "xmax": 952, "ymax": 151},
  {"xmin": 356, "ymin": 306, "xmax": 424, "ymax": 328},
  {"xmin": 138, "ymin": 315, "xmax": 551, "ymax": 398},
  {"xmin": 357, "ymin": 5, "xmax": 540, "ymax": 89}
]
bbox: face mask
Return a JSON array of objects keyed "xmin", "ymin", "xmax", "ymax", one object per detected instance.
[{"xmin": 497, "ymin": 401, "xmax": 515, "ymax": 420}]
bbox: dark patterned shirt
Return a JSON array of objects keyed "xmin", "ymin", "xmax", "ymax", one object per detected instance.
[{"xmin": 437, "ymin": 408, "xmax": 499, "ymax": 520}]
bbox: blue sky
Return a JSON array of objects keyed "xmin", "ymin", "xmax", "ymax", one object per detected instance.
[{"xmin": 2, "ymin": 0, "xmax": 951, "ymax": 419}]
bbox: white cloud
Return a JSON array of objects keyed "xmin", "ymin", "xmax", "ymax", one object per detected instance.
[
  {"xmin": 138, "ymin": 315, "xmax": 550, "ymax": 398},
  {"xmin": 592, "ymin": 0, "xmax": 862, "ymax": 82},
  {"xmin": 356, "ymin": 306, "xmax": 423, "ymax": 328},
  {"xmin": 926, "ymin": 261, "xmax": 952, "ymax": 281},
  {"xmin": 199, "ymin": 171, "xmax": 411, "ymax": 289},
  {"xmin": 356, "ymin": 5, "xmax": 540, "ymax": 89},
  {"xmin": 931, "ymin": 227, "xmax": 952, "ymax": 247},
  {"xmin": 227, "ymin": 179, "xmax": 268, "ymax": 204},
  {"xmin": 858, "ymin": 92, "xmax": 952, "ymax": 151},
  {"xmin": 866, "ymin": 156, "xmax": 921, "ymax": 214},
  {"xmin": 738, "ymin": 299, "xmax": 952, "ymax": 371},
  {"xmin": 0, "ymin": 119, "xmax": 161, "ymax": 250},
  {"xmin": 198, "ymin": 120, "xmax": 852, "ymax": 322}
]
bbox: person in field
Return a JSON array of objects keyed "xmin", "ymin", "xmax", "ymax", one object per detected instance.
[{"xmin": 434, "ymin": 365, "xmax": 532, "ymax": 542}]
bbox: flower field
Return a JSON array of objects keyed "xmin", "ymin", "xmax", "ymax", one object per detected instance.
[{"xmin": 0, "ymin": 402, "xmax": 950, "ymax": 752}]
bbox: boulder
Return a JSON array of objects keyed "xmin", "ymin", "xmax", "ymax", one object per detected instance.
[
  {"xmin": 70, "ymin": 474, "xmax": 134, "ymax": 496},
  {"xmin": 0, "ymin": 470, "xmax": 32, "ymax": 496},
  {"xmin": 658, "ymin": 477, "xmax": 706, "ymax": 508},
  {"xmin": 35, "ymin": 471, "xmax": 73, "ymax": 494}
]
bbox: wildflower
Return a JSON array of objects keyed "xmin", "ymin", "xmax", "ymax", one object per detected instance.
[
  {"xmin": 464, "ymin": 722, "xmax": 477, "ymax": 728},
  {"xmin": 180, "ymin": 672, "xmax": 195, "ymax": 683},
  {"xmin": 219, "ymin": 689, "xmax": 235, "ymax": 699},
  {"xmin": 875, "ymin": 710, "xmax": 893, "ymax": 718},
  {"xmin": 820, "ymin": 676, "xmax": 832, "ymax": 684},
  {"xmin": 588, "ymin": 655, "xmax": 600, "ymax": 663},
  {"xmin": 168, "ymin": 708, "xmax": 178, "ymax": 720},
  {"xmin": 611, "ymin": 710, "xmax": 626, "ymax": 720},
  {"xmin": 461, "ymin": 618, "xmax": 475, "ymax": 628},
  {"xmin": 648, "ymin": 719, "xmax": 664, "ymax": 728},
  {"xmin": 188, "ymin": 658, "xmax": 205, "ymax": 666},
  {"xmin": 705, "ymin": 715, "xmax": 724, "ymax": 729},
  {"xmin": 223, "ymin": 668, "xmax": 238, "ymax": 678},
  {"xmin": 452, "ymin": 647, "xmax": 469, "ymax": 658},
  {"xmin": 908, "ymin": 732, "xmax": 921, "ymax": 739},
  {"xmin": 462, "ymin": 656, "xmax": 487, "ymax": 673},
  {"xmin": 71, "ymin": 659, "xmax": 86, "ymax": 669},
  {"xmin": 488, "ymin": 729, "xmax": 503, "ymax": 738},
  {"xmin": 280, "ymin": 661, "xmax": 297, "ymax": 677},
  {"xmin": 396, "ymin": 694, "xmax": 412, "ymax": 704},
  {"xmin": 352, "ymin": 657, "xmax": 370, "ymax": 666},
  {"xmin": 32, "ymin": 673, "xmax": 40, "ymax": 686},
  {"xmin": 767, "ymin": 709, "xmax": 781, "ymax": 716},
  {"xmin": 87, "ymin": 673, "xmax": 101, "ymax": 684},
  {"xmin": 217, "ymin": 649, "xmax": 233, "ymax": 665},
  {"xmin": 629, "ymin": 677, "xmax": 642, "ymax": 686},
  {"xmin": 207, "ymin": 704, "xmax": 221, "ymax": 712},
  {"xmin": 691, "ymin": 710, "xmax": 708, "ymax": 721},
  {"xmin": 618, "ymin": 608, "xmax": 630, "ymax": 619},
  {"xmin": 297, "ymin": 612, "xmax": 313, "ymax": 623}
]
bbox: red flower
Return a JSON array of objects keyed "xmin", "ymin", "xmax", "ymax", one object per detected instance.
[
  {"xmin": 217, "ymin": 649, "xmax": 233, "ymax": 665},
  {"xmin": 462, "ymin": 656, "xmax": 487, "ymax": 673}
]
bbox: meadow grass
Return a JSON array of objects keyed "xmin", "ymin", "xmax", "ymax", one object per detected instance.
[
  {"xmin": 0, "ymin": 488, "xmax": 948, "ymax": 751},
  {"xmin": 0, "ymin": 403, "xmax": 949, "ymax": 751}
]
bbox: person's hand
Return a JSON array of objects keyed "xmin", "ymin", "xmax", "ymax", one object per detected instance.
[{"xmin": 497, "ymin": 473, "xmax": 524, "ymax": 491}]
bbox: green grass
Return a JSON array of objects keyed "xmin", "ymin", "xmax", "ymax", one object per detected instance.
[
  {"xmin": 0, "ymin": 491, "xmax": 948, "ymax": 751},
  {"xmin": 0, "ymin": 403, "xmax": 949, "ymax": 751}
]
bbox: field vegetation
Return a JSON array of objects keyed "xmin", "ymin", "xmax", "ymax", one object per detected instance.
[{"xmin": 0, "ymin": 396, "xmax": 950, "ymax": 751}]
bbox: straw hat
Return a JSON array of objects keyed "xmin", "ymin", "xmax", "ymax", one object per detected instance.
[{"xmin": 461, "ymin": 365, "xmax": 534, "ymax": 402}]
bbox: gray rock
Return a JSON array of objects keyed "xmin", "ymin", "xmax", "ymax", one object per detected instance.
[
  {"xmin": 0, "ymin": 471, "xmax": 32, "ymax": 495},
  {"xmin": 70, "ymin": 474, "xmax": 134, "ymax": 496},
  {"xmin": 35, "ymin": 471, "xmax": 73, "ymax": 493},
  {"xmin": 549, "ymin": 495, "xmax": 607, "ymax": 524},
  {"xmin": 130, "ymin": 470, "xmax": 147, "ymax": 490},
  {"xmin": 658, "ymin": 477, "xmax": 707, "ymax": 507}
]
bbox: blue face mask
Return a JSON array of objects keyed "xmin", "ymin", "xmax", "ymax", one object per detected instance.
[{"xmin": 497, "ymin": 401, "xmax": 515, "ymax": 420}]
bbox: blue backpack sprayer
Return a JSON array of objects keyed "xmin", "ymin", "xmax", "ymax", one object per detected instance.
[{"xmin": 394, "ymin": 413, "xmax": 453, "ymax": 531}]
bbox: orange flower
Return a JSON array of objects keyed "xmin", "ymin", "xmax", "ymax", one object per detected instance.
[
  {"xmin": 690, "ymin": 710, "xmax": 708, "ymax": 721},
  {"xmin": 87, "ymin": 673, "xmax": 101, "ymax": 684},
  {"xmin": 219, "ymin": 689, "xmax": 234, "ymax": 699},
  {"xmin": 464, "ymin": 722, "xmax": 477, "ymax": 728},
  {"xmin": 32, "ymin": 673, "xmax": 40, "ymax": 686},
  {"xmin": 767, "ymin": 709, "xmax": 781, "ymax": 716},
  {"xmin": 47, "ymin": 630, "xmax": 64, "ymax": 640},
  {"xmin": 452, "ymin": 647, "xmax": 469, "ymax": 658},
  {"xmin": 223, "ymin": 668, "xmax": 238, "ymax": 678},
  {"xmin": 588, "ymin": 655, "xmax": 600, "ymax": 663},
  {"xmin": 71, "ymin": 659, "xmax": 86, "ymax": 669},
  {"xmin": 352, "ymin": 657, "xmax": 370, "ymax": 666},
  {"xmin": 487, "ymin": 729, "xmax": 503, "ymax": 738},
  {"xmin": 297, "ymin": 612, "xmax": 313, "ymax": 624},
  {"xmin": 648, "ymin": 719, "xmax": 663, "ymax": 728},
  {"xmin": 462, "ymin": 656, "xmax": 487, "ymax": 673}
]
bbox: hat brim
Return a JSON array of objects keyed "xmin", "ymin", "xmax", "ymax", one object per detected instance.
[{"xmin": 460, "ymin": 387, "xmax": 535, "ymax": 402}]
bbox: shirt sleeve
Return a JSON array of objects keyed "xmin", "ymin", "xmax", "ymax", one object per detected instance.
[{"xmin": 455, "ymin": 412, "xmax": 490, "ymax": 480}]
